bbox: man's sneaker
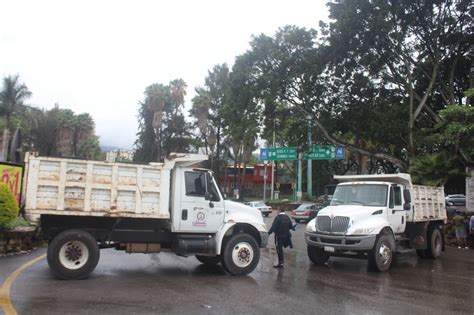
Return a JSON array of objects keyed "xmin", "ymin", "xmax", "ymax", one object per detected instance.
[
  {"xmin": 465, "ymin": 247, "xmax": 470, "ymax": 250},
  {"xmin": 458, "ymin": 246, "xmax": 462, "ymax": 249},
  {"xmin": 273, "ymin": 264, "xmax": 284, "ymax": 268}
]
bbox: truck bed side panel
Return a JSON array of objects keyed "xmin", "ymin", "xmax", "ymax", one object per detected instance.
[
  {"xmin": 24, "ymin": 156, "xmax": 170, "ymax": 220},
  {"xmin": 411, "ymin": 185, "xmax": 446, "ymax": 222}
]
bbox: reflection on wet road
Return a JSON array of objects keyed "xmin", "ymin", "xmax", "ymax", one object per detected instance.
[{"xmin": 5, "ymin": 213, "xmax": 474, "ymax": 314}]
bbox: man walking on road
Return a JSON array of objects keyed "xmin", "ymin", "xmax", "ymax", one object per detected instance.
[
  {"xmin": 268, "ymin": 209, "xmax": 295, "ymax": 268},
  {"xmin": 453, "ymin": 210, "xmax": 468, "ymax": 249}
]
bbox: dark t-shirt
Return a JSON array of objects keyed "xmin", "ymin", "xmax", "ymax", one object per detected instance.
[{"xmin": 453, "ymin": 215, "xmax": 465, "ymax": 231}]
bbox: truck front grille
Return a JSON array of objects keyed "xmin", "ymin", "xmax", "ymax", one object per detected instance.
[{"xmin": 316, "ymin": 216, "xmax": 350, "ymax": 234}]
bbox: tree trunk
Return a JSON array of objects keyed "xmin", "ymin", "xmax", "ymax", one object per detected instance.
[{"xmin": 1, "ymin": 126, "xmax": 9, "ymax": 162}]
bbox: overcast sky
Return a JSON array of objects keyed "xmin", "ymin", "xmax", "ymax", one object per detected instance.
[{"xmin": 0, "ymin": 0, "xmax": 328, "ymax": 150}]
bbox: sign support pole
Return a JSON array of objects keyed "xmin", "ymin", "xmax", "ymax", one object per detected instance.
[
  {"xmin": 270, "ymin": 131, "xmax": 275, "ymax": 200},
  {"xmin": 297, "ymin": 152, "xmax": 303, "ymax": 201},
  {"xmin": 307, "ymin": 114, "xmax": 312, "ymax": 197},
  {"xmin": 263, "ymin": 162, "xmax": 267, "ymax": 202}
]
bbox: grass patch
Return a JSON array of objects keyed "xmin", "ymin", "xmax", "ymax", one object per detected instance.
[{"xmin": 4, "ymin": 216, "xmax": 31, "ymax": 229}]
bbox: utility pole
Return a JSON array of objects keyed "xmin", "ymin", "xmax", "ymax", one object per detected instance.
[
  {"xmin": 307, "ymin": 114, "xmax": 312, "ymax": 197},
  {"xmin": 263, "ymin": 162, "xmax": 267, "ymax": 201},
  {"xmin": 297, "ymin": 151, "xmax": 303, "ymax": 201},
  {"xmin": 270, "ymin": 131, "xmax": 275, "ymax": 200}
]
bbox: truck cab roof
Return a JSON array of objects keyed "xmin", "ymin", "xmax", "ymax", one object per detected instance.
[{"xmin": 334, "ymin": 173, "xmax": 412, "ymax": 187}]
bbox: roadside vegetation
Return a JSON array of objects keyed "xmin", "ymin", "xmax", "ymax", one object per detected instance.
[{"xmin": 1, "ymin": 0, "xmax": 472, "ymax": 193}]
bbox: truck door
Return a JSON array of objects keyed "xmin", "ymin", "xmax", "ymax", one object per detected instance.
[
  {"xmin": 388, "ymin": 185, "xmax": 406, "ymax": 234},
  {"xmin": 179, "ymin": 170, "xmax": 225, "ymax": 233}
]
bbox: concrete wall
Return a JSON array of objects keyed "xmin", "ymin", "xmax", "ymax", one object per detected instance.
[{"xmin": 467, "ymin": 167, "xmax": 474, "ymax": 213}]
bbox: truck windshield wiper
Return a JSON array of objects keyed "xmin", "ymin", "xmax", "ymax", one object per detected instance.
[{"xmin": 349, "ymin": 200, "xmax": 366, "ymax": 205}]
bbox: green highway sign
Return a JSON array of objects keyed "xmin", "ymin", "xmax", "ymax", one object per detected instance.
[
  {"xmin": 260, "ymin": 147, "xmax": 297, "ymax": 161},
  {"xmin": 305, "ymin": 145, "xmax": 345, "ymax": 160}
]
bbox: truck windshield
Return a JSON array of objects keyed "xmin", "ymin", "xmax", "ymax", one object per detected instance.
[{"xmin": 330, "ymin": 184, "xmax": 388, "ymax": 207}]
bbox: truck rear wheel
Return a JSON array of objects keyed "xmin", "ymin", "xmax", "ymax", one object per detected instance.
[
  {"xmin": 307, "ymin": 245, "xmax": 330, "ymax": 265},
  {"xmin": 424, "ymin": 228, "xmax": 442, "ymax": 259},
  {"xmin": 221, "ymin": 233, "xmax": 260, "ymax": 276},
  {"xmin": 47, "ymin": 229, "xmax": 100, "ymax": 280},
  {"xmin": 368, "ymin": 234, "xmax": 394, "ymax": 272},
  {"xmin": 195, "ymin": 255, "xmax": 220, "ymax": 265}
]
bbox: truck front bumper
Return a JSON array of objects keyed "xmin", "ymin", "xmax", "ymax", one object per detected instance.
[
  {"xmin": 304, "ymin": 232, "xmax": 376, "ymax": 251},
  {"xmin": 260, "ymin": 231, "xmax": 269, "ymax": 248}
]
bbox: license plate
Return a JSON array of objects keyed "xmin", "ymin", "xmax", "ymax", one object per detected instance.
[{"xmin": 324, "ymin": 246, "xmax": 335, "ymax": 253}]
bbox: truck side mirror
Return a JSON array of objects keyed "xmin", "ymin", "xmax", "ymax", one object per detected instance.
[
  {"xmin": 403, "ymin": 203, "xmax": 411, "ymax": 211},
  {"xmin": 205, "ymin": 192, "xmax": 212, "ymax": 201},
  {"xmin": 403, "ymin": 189, "xmax": 411, "ymax": 203}
]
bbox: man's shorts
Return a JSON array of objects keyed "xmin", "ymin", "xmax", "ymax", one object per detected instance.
[{"xmin": 455, "ymin": 228, "xmax": 467, "ymax": 240}]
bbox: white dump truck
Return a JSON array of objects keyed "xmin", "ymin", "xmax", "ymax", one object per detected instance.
[
  {"xmin": 23, "ymin": 153, "xmax": 268, "ymax": 279},
  {"xmin": 305, "ymin": 174, "xmax": 446, "ymax": 271}
]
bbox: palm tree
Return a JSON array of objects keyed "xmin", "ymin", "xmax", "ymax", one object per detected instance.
[
  {"xmin": 0, "ymin": 75, "xmax": 31, "ymax": 161},
  {"xmin": 145, "ymin": 84, "xmax": 169, "ymax": 161},
  {"xmin": 170, "ymin": 79, "xmax": 187, "ymax": 117},
  {"xmin": 55, "ymin": 108, "xmax": 76, "ymax": 157}
]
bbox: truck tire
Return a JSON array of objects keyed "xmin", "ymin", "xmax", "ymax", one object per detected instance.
[
  {"xmin": 47, "ymin": 229, "xmax": 100, "ymax": 280},
  {"xmin": 307, "ymin": 245, "xmax": 330, "ymax": 265},
  {"xmin": 368, "ymin": 234, "xmax": 394, "ymax": 272},
  {"xmin": 221, "ymin": 233, "xmax": 260, "ymax": 276},
  {"xmin": 195, "ymin": 255, "xmax": 220, "ymax": 265},
  {"xmin": 423, "ymin": 228, "xmax": 442, "ymax": 259}
]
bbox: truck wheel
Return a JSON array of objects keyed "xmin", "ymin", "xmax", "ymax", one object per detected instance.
[
  {"xmin": 307, "ymin": 245, "xmax": 330, "ymax": 265},
  {"xmin": 221, "ymin": 233, "xmax": 260, "ymax": 276},
  {"xmin": 295, "ymin": 219, "xmax": 300, "ymax": 223},
  {"xmin": 195, "ymin": 255, "xmax": 220, "ymax": 265},
  {"xmin": 368, "ymin": 234, "xmax": 394, "ymax": 272},
  {"xmin": 424, "ymin": 228, "xmax": 442, "ymax": 259},
  {"xmin": 47, "ymin": 229, "xmax": 100, "ymax": 280}
]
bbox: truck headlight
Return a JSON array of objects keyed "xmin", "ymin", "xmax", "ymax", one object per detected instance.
[
  {"xmin": 306, "ymin": 220, "xmax": 316, "ymax": 232},
  {"xmin": 352, "ymin": 228, "xmax": 375, "ymax": 235}
]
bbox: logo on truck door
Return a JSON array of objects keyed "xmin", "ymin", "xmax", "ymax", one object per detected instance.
[{"xmin": 192, "ymin": 208, "xmax": 207, "ymax": 227}]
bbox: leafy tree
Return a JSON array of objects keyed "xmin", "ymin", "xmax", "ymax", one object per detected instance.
[
  {"xmin": 74, "ymin": 113, "xmax": 96, "ymax": 156},
  {"xmin": 77, "ymin": 135, "xmax": 101, "ymax": 160},
  {"xmin": 191, "ymin": 87, "xmax": 211, "ymax": 153},
  {"xmin": 409, "ymin": 153, "xmax": 466, "ymax": 186},
  {"xmin": 28, "ymin": 107, "xmax": 59, "ymax": 156},
  {"xmin": 223, "ymin": 54, "xmax": 261, "ymax": 192},
  {"xmin": 322, "ymin": 0, "xmax": 473, "ymax": 167}
]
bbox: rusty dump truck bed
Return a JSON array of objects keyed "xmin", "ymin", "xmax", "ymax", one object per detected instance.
[{"xmin": 23, "ymin": 153, "xmax": 207, "ymax": 221}]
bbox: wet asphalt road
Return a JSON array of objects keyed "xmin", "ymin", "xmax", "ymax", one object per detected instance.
[{"xmin": 2, "ymin": 213, "xmax": 474, "ymax": 315}]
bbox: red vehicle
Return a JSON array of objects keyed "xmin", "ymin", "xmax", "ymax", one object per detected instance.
[{"xmin": 291, "ymin": 203, "xmax": 320, "ymax": 223}]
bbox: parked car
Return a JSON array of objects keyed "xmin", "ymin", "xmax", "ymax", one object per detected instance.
[
  {"xmin": 291, "ymin": 203, "xmax": 320, "ymax": 223},
  {"xmin": 244, "ymin": 201, "xmax": 272, "ymax": 217},
  {"xmin": 445, "ymin": 194, "xmax": 466, "ymax": 206}
]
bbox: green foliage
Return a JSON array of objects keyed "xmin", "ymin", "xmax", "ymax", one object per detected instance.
[
  {"xmin": 0, "ymin": 74, "xmax": 32, "ymax": 123},
  {"xmin": 115, "ymin": 156, "xmax": 133, "ymax": 163},
  {"xmin": 4, "ymin": 216, "xmax": 30, "ymax": 229},
  {"xmin": 134, "ymin": 79, "xmax": 192, "ymax": 163},
  {"xmin": 26, "ymin": 105, "xmax": 101, "ymax": 159},
  {"xmin": 0, "ymin": 183, "xmax": 19, "ymax": 228},
  {"xmin": 78, "ymin": 135, "xmax": 101, "ymax": 160},
  {"xmin": 409, "ymin": 153, "xmax": 467, "ymax": 186}
]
